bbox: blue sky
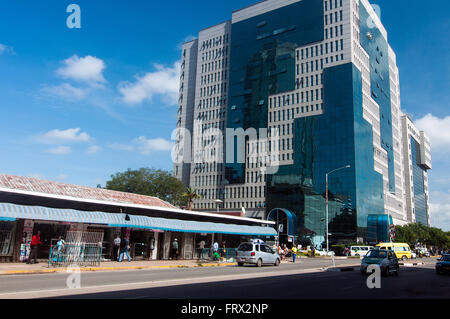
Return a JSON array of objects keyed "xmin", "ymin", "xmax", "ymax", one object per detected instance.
[{"xmin": 0, "ymin": 0, "xmax": 449, "ymax": 229}]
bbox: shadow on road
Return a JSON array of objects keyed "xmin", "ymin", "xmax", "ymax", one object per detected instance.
[{"xmin": 51, "ymin": 265, "xmax": 450, "ymax": 300}]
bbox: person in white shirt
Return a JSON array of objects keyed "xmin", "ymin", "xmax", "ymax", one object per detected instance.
[{"xmin": 113, "ymin": 234, "xmax": 121, "ymax": 262}]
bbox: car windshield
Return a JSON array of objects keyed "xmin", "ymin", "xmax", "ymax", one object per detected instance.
[
  {"xmin": 442, "ymin": 255, "xmax": 450, "ymax": 262},
  {"xmin": 238, "ymin": 243, "xmax": 253, "ymax": 252},
  {"xmin": 366, "ymin": 250, "xmax": 387, "ymax": 258}
]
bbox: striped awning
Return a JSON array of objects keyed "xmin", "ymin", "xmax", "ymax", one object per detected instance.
[{"xmin": 0, "ymin": 203, "xmax": 276, "ymax": 237}]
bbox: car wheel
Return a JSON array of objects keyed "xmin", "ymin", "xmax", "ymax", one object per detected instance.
[
  {"xmin": 274, "ymin": 258, "xmax": 280, "ymax": 266},
  {"xmin": 237, "ymin": 262, "xmax": 244, "ymax": 267},
  {"xmin": 402, "ymin": 255, "xmax": 408, "ymax": 261},
  {"xmin": 256, "ymin": 259, "xmax": 262, "ymax": 267}
]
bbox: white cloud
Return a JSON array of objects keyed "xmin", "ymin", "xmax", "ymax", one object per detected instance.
[
  {"xmin": 28, "ymin": 173, "xmax": 45, "ymax": 180},
  {"xmin": 429, "ymin": 190, "xmax": 450, "ymax": 231},
  {"xmin": 117, "ymin": 61, "xmax": 180, "ymax": 106},
  {"xmin": 108, "ymin": 137, "xmax": 173, "ymax": 155},
  {"xmin": 177, "ymin": 35, "xmax": 197, "ymax": 49},
  {"xmin": 37, "ymin": 128, "xmax": 91, "ymax": 144},
  {"xmin": 56, "ymin": 55, "xmax": 106, "ymax": 86},
  {"xmin": 55, "ymin": 174, "xmax": 68, "ymax": 181},
  {"xmin": 134, "ymin": 136, "xmax": 173, "ymax": 155},
  {"xmin": 46, "ymin": 146, "xmax": 72, "ymax": 155},
  {"xmin": 183, "ymin": 35, "xmax": 197, "ymax": 43},
  {"xmin": 87, "ymin": 145, "xmax": 101, "ymax": 154},
  {"xmin": 0, "ymin": 44, "xmax": 14, "ymax": 55},
  {"xmin": 41, "ymin": 83, "xmax": 87, "ymax": 101},
  {"xmin": 108, "ymin": 143, "xmax": 135, "ymax": 152},
  {"xmin": 414, "ymin": 114, "xmax": 450, "ymax": 151}
]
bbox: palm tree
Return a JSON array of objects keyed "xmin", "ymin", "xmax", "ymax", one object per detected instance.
[{"xmin": 183, "ymin": 188, "xmax": 201, "ymax": 210}]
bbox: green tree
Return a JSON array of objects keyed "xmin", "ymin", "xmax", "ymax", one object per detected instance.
[
  {"xmin": 182, "ymin": 187, "xmax": 201, "ymax": 210},
  {"xmin": 105, "ymin": 168, "xmax": 186, "ymax": 207},
  {"xmin": 395, "ymin": 225, "xmax": 416, "ymax": 246},
  {"xmin": 395, "ymin": 223, "xmax": 450, "ymax": 249}
]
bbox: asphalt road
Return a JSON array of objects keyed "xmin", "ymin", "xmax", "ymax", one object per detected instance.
[{"xmin": 0, "ymin": 258, "xmax": 448, "ymax": 299}]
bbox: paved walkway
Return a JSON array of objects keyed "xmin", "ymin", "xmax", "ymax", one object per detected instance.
[
  {"xmin": 0, "ymin": 257, "xmax": 341, "ymax": 275},
  {"xmin": 1, "ymin": 256, "xmax": 434, "ymax": 276},
  {"xmin": 0, "ymin": 259, "xmax": 239, "ymax": 276}
]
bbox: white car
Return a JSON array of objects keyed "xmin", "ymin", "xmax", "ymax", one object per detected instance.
[
  {"xmin": 411, "ymin": 251, "xmax": 417, "ymax": 259},
  {"xmin": 316, "ymin": 250, "xmax": 335, "ymax": 256},
  {"xmin": 236, "ymin": 242, "xmax": 281, "ymax": 267},
  {"xmin": 350, "ymin": 246, "xmax": 374, "ymax": 257}
]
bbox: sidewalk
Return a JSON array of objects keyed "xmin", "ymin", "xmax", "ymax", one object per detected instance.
[
  {"xmin": 0, "ymin": 259, "xmax": 238, "ymax": 276},
  {"xmin": 0, "ymin": 255, "xmax": 399, "ymax": 276}
]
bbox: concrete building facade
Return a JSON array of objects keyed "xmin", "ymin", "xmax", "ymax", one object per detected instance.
[{"xmin": 174, "ymin": 0, "xmax": 431, "ymax": 246}]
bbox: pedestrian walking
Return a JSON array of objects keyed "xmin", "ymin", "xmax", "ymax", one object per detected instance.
[
  {"xmin": 212, "ymin": 241, "xmax": 219, "ymax": 261},
  {"xmin": 344, "ymin": 247, "xmax": 350, "ymax": 256},
  {"xmin": 213, "ymin": 241, "xmax": 219, "ymax": 253},
  {"xmin": 311, "ymin": 244, "xmax": 316, "ymax": 258},
  {"xmin": 278, "ymin": 245, "xmax": 284, "ymax": 260},
  {"xmin": 220, "ymin": 242, "xmax": 227, "ymax": 260},
  {"xmin": 118, "ymin": 236, "xmax": 132, "ymax": 262},
  {"xmin": 283, "ymin": 244, "xmax": 288, "ymax": 260},
  {"xmin": 171, "ymin": 238, "xmax": 179, "ymax": 260},
  {"xmin": 27, "ymin": 231, "xmax": 41, "ymax": 264},
  {"xmin": 292, "ymin": 245, "xmax": 298, "ymax": 263},
  {"xmin": 53, "ymin": 236, "xmax": 65, "ymax": 263},
  {"xmin": 113, "ymin": 234, "xmax": 121, "ymax": 262},
  {"xmin": 148, "ymin": 237, "xmax": 155, "ymax": 260},
  {"xmin": 199, "ymin": 240, "xmax": 206, "ymax": 259}
]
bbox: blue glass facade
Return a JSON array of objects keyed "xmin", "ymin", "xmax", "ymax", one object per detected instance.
[
  {"xmin": 359, "ymin": 3, "xmax": 396, "ymax": 193},
  {"xmin": 367, "ymin": 214, "xmax": 393, "ymax": 244},
  {"xmin": 224, "ymin": 0, "xmax": 390, "ymax": 246},
  {"xmin": 226, "ymin": 0, "xmax": 324, "ymax": 184},
  {"xmin": 267, "ymin": 63, "xmax": 385, "ymax": 247},
  {"xmin": 410, "ymin": 137, "xmax": 428, "ymax": 226}
]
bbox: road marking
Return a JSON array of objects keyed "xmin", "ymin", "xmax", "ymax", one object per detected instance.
[{"xmin": 0, "ymin": 267, "xmax": 342, "ymax": 299}]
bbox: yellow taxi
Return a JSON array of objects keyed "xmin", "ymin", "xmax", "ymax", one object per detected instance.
[{"xmin": 376, "ymin": 242, "xmax": 411, "ymax": 261}]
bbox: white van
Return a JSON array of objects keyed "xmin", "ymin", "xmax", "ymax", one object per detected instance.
[{"xmin": 350, "ymin": 246, "xmax": 373, "ymax": 257}]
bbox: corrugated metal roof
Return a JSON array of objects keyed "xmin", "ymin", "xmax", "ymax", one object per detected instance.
[
  {"xmin": 0, "ymin": 203, "xmax": 277, "ymax": 236},
  {"xmin": 0, "ymin": 174, "xmax": 176, "ymax": 209}
]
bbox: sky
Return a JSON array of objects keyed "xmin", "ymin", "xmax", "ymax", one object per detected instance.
[{"xmin": 0, "ymin": 0, "xmax": 449, "ymax": 230}]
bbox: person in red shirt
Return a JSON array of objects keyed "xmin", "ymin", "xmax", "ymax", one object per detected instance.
[{"xmin": 27, "ymin": 231, "xmax": 41, "ymax": 264}]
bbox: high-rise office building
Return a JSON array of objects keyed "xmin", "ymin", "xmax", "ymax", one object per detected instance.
[{"xmin": 174, "ymin": 0, "xmax": 432, "ymax": 246}]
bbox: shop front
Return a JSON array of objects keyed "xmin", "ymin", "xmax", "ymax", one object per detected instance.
[
  {"xmin": 0, "ymin": 202, "xmax": 277, "ymax": 263},
  {"xmin": 0, "ymin": 218, "xmax": 16, "ymax": 262}
]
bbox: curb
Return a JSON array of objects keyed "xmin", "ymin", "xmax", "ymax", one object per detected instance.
[
  {"xmin": 319, "ymin": 263, "xmax": 361, "ymax": 272},
  {"xmin": 325, "ymin": 266, "xmax": 360, "ymax": 272},
  {"xmin": 0, "ymin": 262, "xmax": 237, "ymax": 276},
  {"xmin": 399, "ymin": 262, "xmax": 424, "ymax": 267}
]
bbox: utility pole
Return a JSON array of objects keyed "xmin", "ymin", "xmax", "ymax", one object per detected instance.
[{"xmin": 326, "ymin": 165, "xmax": 351, "ymax": 254}]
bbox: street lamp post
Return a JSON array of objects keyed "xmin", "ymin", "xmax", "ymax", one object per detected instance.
[
  {"xmin": 326, "ymin": 165, "xmax": 351, "ymax": 254},
  {"xmin": 214, "ymin": 199, "xmax": 223, "ymax": 213}
]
